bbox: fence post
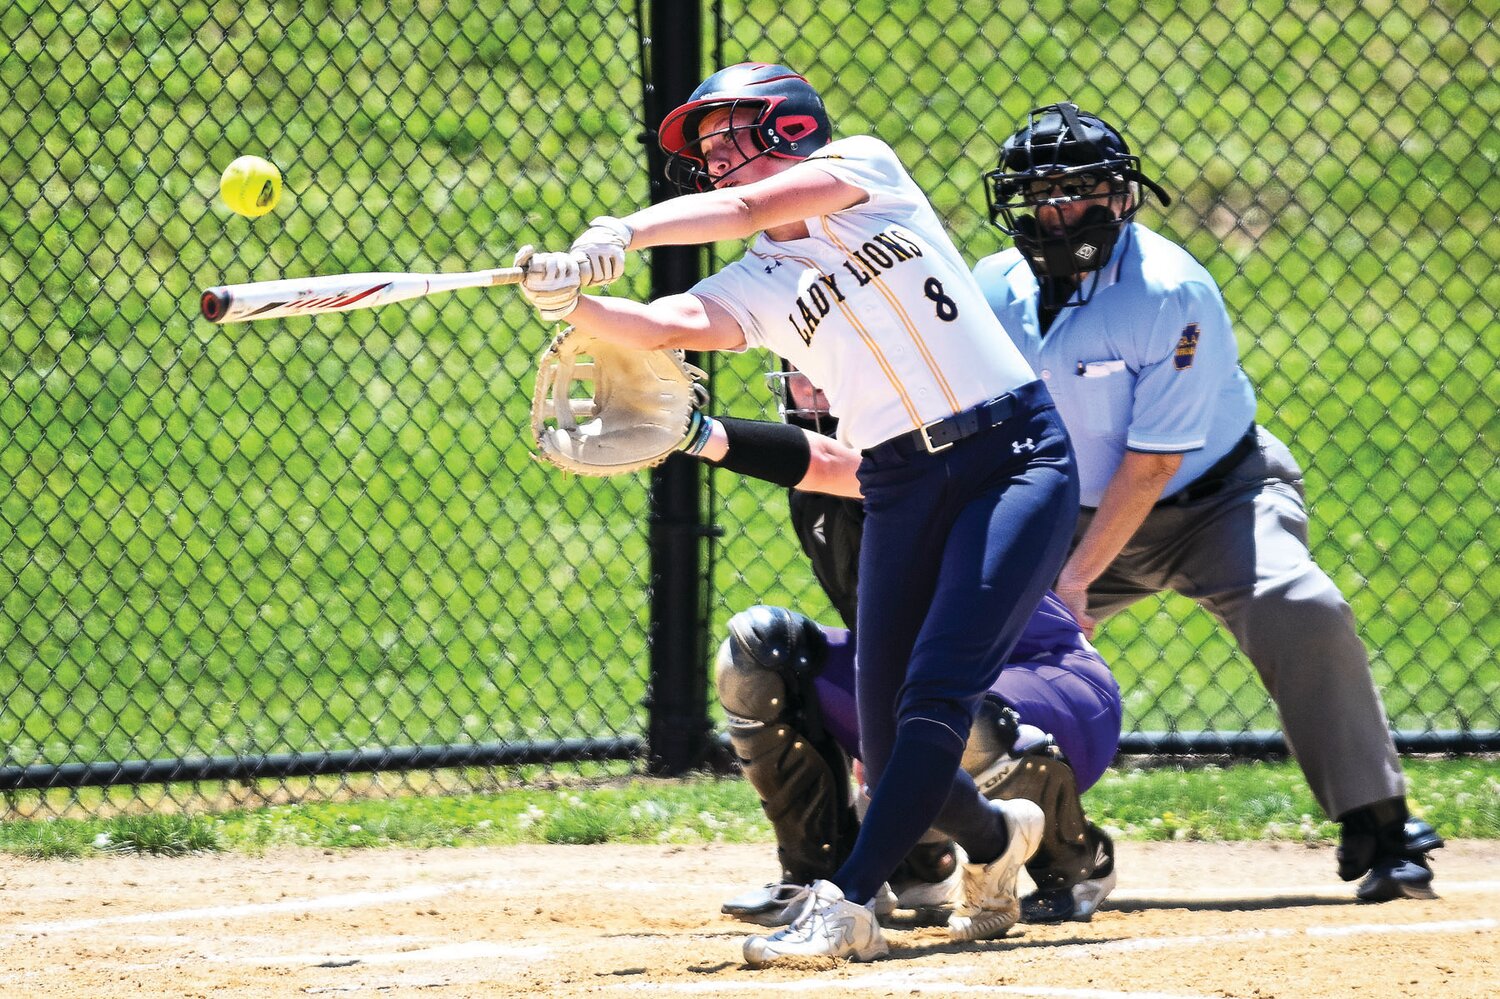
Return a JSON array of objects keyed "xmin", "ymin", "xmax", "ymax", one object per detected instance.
[{"xmin": 642, "ymin": 0, "xmax": 712, "ymax": 775}]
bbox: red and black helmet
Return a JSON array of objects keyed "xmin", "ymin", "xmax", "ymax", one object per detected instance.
[{"xmin": 659, "ymin": 63, "xmax": 832, "ymax": 194}]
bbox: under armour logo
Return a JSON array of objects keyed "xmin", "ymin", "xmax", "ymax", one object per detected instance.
[
  {"xmin": 811, "ymin": 513, "xmax": 826, "ymax": 545},
  {"xmin": 763, "ymin": 259, "xmax": 784, "ymax": 274},
  {"xmin": 1012, "ymin": 438, "xmax": 1035, "ymax": 453}
]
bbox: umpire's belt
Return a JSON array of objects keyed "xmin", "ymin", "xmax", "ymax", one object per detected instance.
[
  {"xmin": 1154, "ymin": 424, "xmax": 1259, "ymax": 508},
  {"xmin": 872, "ymin": 381, "xmax": 1045, "ymax": 459}
]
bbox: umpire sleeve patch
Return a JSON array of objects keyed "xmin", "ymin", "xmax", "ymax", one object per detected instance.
[{"xmin": 1174, "ymin": 323, "xmax": 1200, "ymax": 370}]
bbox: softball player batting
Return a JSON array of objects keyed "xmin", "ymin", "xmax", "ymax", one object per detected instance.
[
  {"xmin": 677, "ymin": 372, "xmax": 1120, "ymax": 927},
  {"xmin": 973, "ymin": 103, "xmax": 1442, "ymax": 902},
  {"xmin": 514, "ymin": 63, "xmax": 1081, "ymax": 964}
]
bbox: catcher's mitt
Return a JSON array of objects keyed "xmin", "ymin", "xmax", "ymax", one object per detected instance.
[{"xmin": 531, "ymin": 327, "xmax": 708, "ymax": 476}]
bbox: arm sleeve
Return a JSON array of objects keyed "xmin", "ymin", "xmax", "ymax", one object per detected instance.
[{"xmin": 1126, "ymin": 280, "xmax": 1232, "ymax": 453}]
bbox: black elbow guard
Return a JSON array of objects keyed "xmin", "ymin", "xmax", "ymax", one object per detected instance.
[{"xmin": 711, "ymin": 417, "xmax": 813, "ymax": 489}]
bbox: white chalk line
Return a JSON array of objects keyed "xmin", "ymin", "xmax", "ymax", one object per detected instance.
[
  {"xmin": 613, "ymin": 919, "xmax": 1498, "ymax": 995},
  {"xmin": 197, "ymin": 915, "xmax": 1500, "ymax": 976},
  {"xmin": 7, "ymin": 875, "xmax": 1497, "ymax": 940},
  {"xmin": 2, "ymin": 875, "xmax": 511, "ymax": 937},
  {"xmin": 208, "ymin": 939, "xmax": 543, "ymax": 966},
  {"xmin": 0, "ymin": 877, "xmax": 743, "ymax": 939},
  {"xmin": 1106, "ymin": 879, "xmax": 1500, "ymax": 904},
  {"xmin": 1065, "ymin": 916, "xmax": 1497, "ymax": 956},
  {"xmin": 635, "ymin": 968, "xmax": 1216, "ymax": 998}
]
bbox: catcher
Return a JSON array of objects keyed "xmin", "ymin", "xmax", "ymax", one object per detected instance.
[{"xmin": 530, "ymin": 342, "xmax": 1121, "ymax": 925}]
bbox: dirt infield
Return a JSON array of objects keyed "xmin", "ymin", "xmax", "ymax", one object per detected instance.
[{"xmin": 1, "ymin": 839, "xmax": 1494, "ymax": 998}]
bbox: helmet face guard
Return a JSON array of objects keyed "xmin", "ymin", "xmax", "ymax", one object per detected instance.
[
  {"xmin": 765, "ymin": 366, "xmax": 836, "ymax": 437},
  {"xmin": 660, "ymin": 63, "xmax": 831, "ymax": 195},
  {"xmin": 985, "ymin": 102, "xmax": 1170, "ymax": 307}
]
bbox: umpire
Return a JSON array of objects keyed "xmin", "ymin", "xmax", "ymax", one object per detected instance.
[{"xmin": 972, "ymin": 103, "xmax": 1442, "ymax": 901}]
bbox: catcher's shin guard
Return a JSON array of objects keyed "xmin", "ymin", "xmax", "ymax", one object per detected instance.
[
  {"xmin": 960, "ymin": 696, "xmax": 1097, "ymax": 893},
  {"xmin": 715, "ymin": 606, "xmax": 858, "ymax": 883}
]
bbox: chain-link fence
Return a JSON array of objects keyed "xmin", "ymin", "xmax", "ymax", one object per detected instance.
[
  {"xmin": 706, "ymin": 0, "xmax": 1499, "ymax": 747},
  {"xmin": 2, "ymin": 0, "xmax": 1496, "ymax": 816}
]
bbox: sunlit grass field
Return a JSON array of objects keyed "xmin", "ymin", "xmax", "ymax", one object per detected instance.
[
  {"xmin": 1, "ymin": 0, "xmax": 1495, "ymax": 769},
  {"xmin": 3, "ymin": 758, "xmax": 1496, "ymax": 858}
]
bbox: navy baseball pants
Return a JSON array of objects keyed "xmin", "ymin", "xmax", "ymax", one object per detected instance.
[{"xmin": 832, "ymin": 379, "xmax": 1079, "ymax": 903}]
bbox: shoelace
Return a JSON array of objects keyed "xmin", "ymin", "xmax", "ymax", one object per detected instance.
[{"xmin": 775, "ymin": 897, "xmax": 850, "ymax": 944}]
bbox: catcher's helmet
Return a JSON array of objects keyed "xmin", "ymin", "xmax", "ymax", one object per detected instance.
[
  {"xmin": 765, "ymin": 363, "xmax": 837, "ymax": 437},
  {"xmin": 659, "ymin": 63, "xmax": 831, "ymax": 195},
  {"xmin": 985, "ymin": 103, "xmax": 1170, "ymax": 306}
]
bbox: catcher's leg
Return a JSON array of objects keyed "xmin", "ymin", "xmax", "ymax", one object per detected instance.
[
  {"xmin": 715, "ymin": 606, "xmax": 860, "ymax": 926},
  {"xmin": 960, "ymin": 695, "xmax": 1114, "ymax": 923}
]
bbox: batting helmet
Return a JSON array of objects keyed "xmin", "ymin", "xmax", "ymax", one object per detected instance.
[
  {"xmin": 985, "ymin": 103, "xmax": 1170, "ymax": 305},
  {"xmin": 659, "ymin": 63, "xmax": 832, "ymax": 195}
]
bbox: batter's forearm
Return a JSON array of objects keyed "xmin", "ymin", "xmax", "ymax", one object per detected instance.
[
  {"xmin": 567, "ymin": 293, "xmax": 741, "ymax": 352},
  {"xmin": 689, "ymin": 417, "xmax": 863, "ymax": 498},
  {"xmin": 618, "ymin": 192, "xmax": 758, "ymax": 249},
  {"xmin": 617, "ymin": 164, "xmax": 866, "ymax": 248}
]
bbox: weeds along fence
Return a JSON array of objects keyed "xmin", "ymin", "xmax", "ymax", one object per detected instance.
[{"xmin": 1, "ymin": 0, "xmax": 1495, "ymax": 816}]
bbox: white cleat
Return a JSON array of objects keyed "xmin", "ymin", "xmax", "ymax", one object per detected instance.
[
  {"xmin": 948, "ymin": 798, "xmax": 1044, "ymax": 942},
  {"xmin": 743, "ymin": 879, "xmax": 889, "ymax": 967},
  {"xmin": 873, "ymin": 843, "xmax": 967, "ymax": 922},
  {"xmin": 721, "ymin": 882, "xmax": 814, "ymax": 927}
]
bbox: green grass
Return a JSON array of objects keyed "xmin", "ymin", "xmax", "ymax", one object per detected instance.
[
  {"xmin": 1, "ymin": 0, "xmax": 1497, "ymax": 774},
  {"xmin": 2, "ymin": 759, "xmax": 1496, "ymax": 859}
]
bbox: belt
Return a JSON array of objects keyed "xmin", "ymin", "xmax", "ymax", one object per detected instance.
[
  {"xmin": 1154, "ymin": 424, "xmax": 1259, "ymax": 508},
  {"xmin": 881, "ymin": 393, "xmax": 1019, "ymax": 457}
]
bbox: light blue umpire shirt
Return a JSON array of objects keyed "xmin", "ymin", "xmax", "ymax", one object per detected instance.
[{"xmin": 974, "ymin": 222, "xmax": 1259, "ymax": 508}]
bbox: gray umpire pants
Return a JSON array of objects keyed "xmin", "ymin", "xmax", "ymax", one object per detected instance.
[{"xmin": 1077, "ymin": 427, "xmax": 1405, "ymax": 820}]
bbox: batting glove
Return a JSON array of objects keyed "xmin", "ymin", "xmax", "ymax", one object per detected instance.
[
  {"xmin": 514, "ymin": 245, "xmax": 582, "ymax": 322},
  {"xmin": 569, "ymin": 216, "xmax": 633, "ymax": 286}
]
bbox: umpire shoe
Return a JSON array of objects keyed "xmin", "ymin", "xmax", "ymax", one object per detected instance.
[
  {"xmin": 1338, "ymin": 799, "xmax": 1443, "ymax": 902},
  {"xmin": 1356, "ymin": 820, "xmax": 1444, "ymax": 902},
  {"xmin": 743, "ymin": 880, "xmax": 888, "ymax": 967},
  {"xmin": 949, "ymin": 798, "xmax": 1045, "ymax": 942},
  {"xmin": 1021, "ymin": 827, "xmax": 1116, "ymax": 924}
]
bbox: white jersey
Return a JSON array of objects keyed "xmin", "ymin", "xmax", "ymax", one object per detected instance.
[{"xmin": 689, "ymin": 135, "xmax": 1036, "ymax": 450}]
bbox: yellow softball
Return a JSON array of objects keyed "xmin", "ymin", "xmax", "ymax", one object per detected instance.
[{"xmin": 219, "ymin": 155, "xmax": 282, "ymax": 218}]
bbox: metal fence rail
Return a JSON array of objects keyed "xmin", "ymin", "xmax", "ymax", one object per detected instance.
[{"xmin": 1, "ymin": 0, "xmax": 1495, "ymax": 817}]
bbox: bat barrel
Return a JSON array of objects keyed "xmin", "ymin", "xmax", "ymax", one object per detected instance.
[
  {"xmin": 200, "ymin": 288, "xmax": 231, "ymax": 322},
  {"xmin": 196, "ymin": 265, "xmax": 531, "ymax": 324}
]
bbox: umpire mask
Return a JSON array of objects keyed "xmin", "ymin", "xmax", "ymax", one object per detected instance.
[{"xmin": 986, "ymin": 102, "xmax": 1170, "ymax": 307}]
